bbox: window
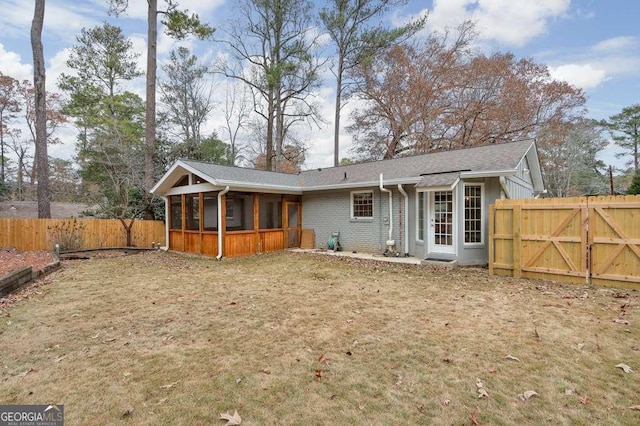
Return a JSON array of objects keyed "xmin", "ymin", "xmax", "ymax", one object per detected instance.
[
  {"xmin": 259, "ymin": 195, "xmax": 282, "ymax": 229},
  {"xmin": 464, "ymin": 184, "xmax": 483, "ymax": 244},
  {"xmin": 192, "ymin": 174, "xmax": 206, "ymax": 184},
  {"xmin": 417, "ymin": 191, "xmax": 425, "ymax": 241},
  {"xmin": 185, "ymin": 194, "xmax": 200, "ymax": 231},
  {"xmin": 351, "ymin": 191, "xmax": 373, "ymax": 219},
  {"xmin": 170, "ymin": 195, "xmax": 182, "ymax": 230},
  {"xmin": 226, "ymin": 192, "xmax": 254, "ymax": 231},
  {"xmin": 202, "ymin": 192, "xmax": 218, "ymax": 231}
]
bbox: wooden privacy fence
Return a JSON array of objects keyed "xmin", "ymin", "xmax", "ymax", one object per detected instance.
[
  {"xmin": 0, "ymin": 218, "xmax": 166, "ymax": 252},
  {"xmin": 489, "ymin": 195, "xmax": 640, "ymax": 290}
]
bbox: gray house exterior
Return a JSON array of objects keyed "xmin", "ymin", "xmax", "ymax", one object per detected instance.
[{"xmin": 151, "ymin": 140, "xmax": 544, "ymax": 265}]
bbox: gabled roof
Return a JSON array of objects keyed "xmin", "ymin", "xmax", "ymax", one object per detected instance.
[{"xmin": 151, "ymin": 140, "xmax": 543, "ymax": 195}]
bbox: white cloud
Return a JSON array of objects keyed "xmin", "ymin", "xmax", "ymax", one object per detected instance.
[
  {"xmin": 425, "ymin": 0, "xmax": 571, "ymax": 46},
  {"xmin": 0, "ymin": 43, "xmax": 32, "ymax": 81},
  {"xmin": 549, "ymin": 63, "xmax": 608, "ymax": 89},
  {"xmin": 593, "ymin": 36, "xmax": 639, "ymax": 52},
  {"xmin": 47, "ymin": 48, "xmax": 72, "ymax": 92}
]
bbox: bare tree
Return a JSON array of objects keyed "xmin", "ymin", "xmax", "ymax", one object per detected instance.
[
  {"xmin": 220, "ymin": 81, "xmax": 251, "ymax": 165},
  {"xmin": 31, "ymin": 0, "xmax": 50, "ymax": 217},
  {"xmin": 320, "ymin": 0, "xmax": 426, "ymax": 166},
  {"xmin": 0, "ymin": 73, "xmax": 21, "ymax": 184},
  {"xmin": 216, "ymin": 0, "xmax": 323, "ymax": 171}
]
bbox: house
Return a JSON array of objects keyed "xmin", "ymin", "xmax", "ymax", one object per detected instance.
[{"xmin": 151, "ymin": 140, "xmax": 544, "ymax": 265}]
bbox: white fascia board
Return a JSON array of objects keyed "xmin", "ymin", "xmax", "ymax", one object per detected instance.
[
  {"xmin": 214, "ymin": 180, "xmax": 302, "ymax": 194},
  {"xmin": 151, "ymin": 160, "xmax": 221, "ymax": 195},
  {"xmin": 303, "ymin": 177, "xmax": 421, "ymax": 192},
  {"xmin": 459, "ymin": 169, "xmax": 516, "ymax": 179},
  {"xmin": 416, "ymin": 177, "xmax": 460, "ymax": 192}
]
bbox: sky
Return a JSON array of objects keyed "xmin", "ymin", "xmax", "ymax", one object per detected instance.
[{"xmin": 1, "ymin": 0, "xmax": 639, "ymax": 171}]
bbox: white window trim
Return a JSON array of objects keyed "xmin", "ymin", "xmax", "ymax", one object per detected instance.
[
  {"xmin": 463, "ymin": 182, "xmax": 484, "ymax": 246},
  {"xmin": 350, "ymin": 190, "xmax": 374, "ymax": 220},
  {"xmin": 416, "ymin": 189, "xmax": 425, "ymax": 242}
]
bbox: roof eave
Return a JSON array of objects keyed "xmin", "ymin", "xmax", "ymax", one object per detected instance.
[
  {"xmin": 303, "ymin": 177, "xmax": 421, "ymax": 192},
  {"xmin": 459, "ymin": 169, "xmax": 517, "ymax": 179}
]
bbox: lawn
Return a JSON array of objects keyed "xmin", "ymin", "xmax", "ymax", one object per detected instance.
[{"xmin": 1, "ymin": 251, "xmax": 638, "ymax": 425}]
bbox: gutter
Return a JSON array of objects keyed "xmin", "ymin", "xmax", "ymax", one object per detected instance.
[
  {"xmin": 397, "ymin": 184, "xmax": 409, "ymax": 256},
  {"xmin": 379, "ymin": 174, "xmax": 393, "ymax": 243},
  {"xmin": 216, "ymin": 186, "xmax": 230, "ymax": 260}
]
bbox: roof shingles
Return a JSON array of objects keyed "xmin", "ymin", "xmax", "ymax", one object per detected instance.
[{"xmin": 163, "ymin": 140, "xmax": 534, "ymax": 193}]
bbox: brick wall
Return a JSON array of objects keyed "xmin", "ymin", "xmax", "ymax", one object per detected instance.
[{"xmin": 302, "ymin": 187, "xmax": 403, "ymax": 253}]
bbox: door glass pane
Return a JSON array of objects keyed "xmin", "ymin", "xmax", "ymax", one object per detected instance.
[
  {"xmin": 288, "ymin": 204, "xmax": 298, "ymax": 227},
  {"xmin": 434, "ymin": 191, "xmax": 453, "ymax": 246}
]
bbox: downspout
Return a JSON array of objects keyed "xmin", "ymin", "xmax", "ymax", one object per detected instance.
[
  {"xmin": 379, "ymin": 174, "xmax": 393, "ymax": 243},
  {"xmin": 398, "ymin": 184, "xmax": 409, "ymax": 256},
  {"xmin": 163, "ymin": 196, "xmax": 169, "ymax": 250},
  {"xmin": 216, "ymin": 186, "xmax": 230, "ymax": 260}
]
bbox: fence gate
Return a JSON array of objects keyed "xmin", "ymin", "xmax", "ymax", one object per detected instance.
[{"xmin": 489, "ymin": 196, "xmax": 640, "ymax": 289}]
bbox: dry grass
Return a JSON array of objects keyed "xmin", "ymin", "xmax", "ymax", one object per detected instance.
[{"xmin": 0, "ymin": 251, "xmax": 639, "ymax": 425}]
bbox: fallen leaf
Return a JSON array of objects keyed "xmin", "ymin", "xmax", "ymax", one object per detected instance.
[
  {"xmin": 488, "ymin": 367, "xmax": 497, "ymax": 374},
  {"xmin": 613, "ymin": 318, "xmax": 630, "ymax": 325},
  {"xmin": 315, "ymin": 370, "xmax": 322, "ymax": 380},
  {"xmin": 580, "ymin": 395, "xmax": 589, "ymax": 405},
  {"xmin": 615, "ymin": 363, "xmax": 634, "ymax": 373},
  {"xmin": 318, "ymin": 354, "xmax": 328, "ymax": 363},
  {"xmin": 442, "ymin": 399, "xmax": 450, "ymax": 406},
  {"xmin": 160, "ymin": 380, "xmax": 180, "ymax": 389},
  {"xmin": 517, "ymin": 390, "xmax": 538, "ymax": 401},
  {"xmin": 565, "ymin": 389, "xmax": 574, "ymax": 396},
  {"xmin": 102, "ymin": 337, "xmax": 117, "ymax": 343},
  {"xmin": 629, "ymin": 405, "xmax": 640, "ymax": 410},
  {"xmin": 476, "ymin": 378, "xmax": 489, "ymax": 399},
  {"xmin": 219, "ymin": 410, "xmax": 242, "ymax": 425},
  {"xmin": 122, "ymin": 408, "xmax": 134, "ymax": 418},
  {"xmin": 416, "ymin": 404, "xmax": 425, "ymax": 414},
  {"xmin": 54, "ymin": 355, "xmax": 66, "ymax": 363},
  {"xmin": 442, "ymin": 357, "xmax": 453, "ymax": 363},
  {"xmin": 471, "ymin": 410, "xmax": 481, "ymax": 425},
  {"xmin": 157, "ymin": 398, "xmax": 168, "ymax": 405},
  {"xmin": 261, "ymin": 369, "xmax": 271, "ymax": 374},
  {"xmin": 577, "ymin": 343, "xmax": 585, "ymax": 350},
  {"xmin": 505, "ymin": 355, "xmax": 520, "ymax": 362}
]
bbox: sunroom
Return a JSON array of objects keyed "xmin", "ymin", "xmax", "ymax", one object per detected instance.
[{"xmin": 152, "ymin": 160, "xmax": 303, "ymax": 258}]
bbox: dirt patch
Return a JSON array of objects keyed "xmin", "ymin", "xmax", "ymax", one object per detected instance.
[{"xmin": 0, "ymin": 247, "xmax": 57, "ymax": 277}]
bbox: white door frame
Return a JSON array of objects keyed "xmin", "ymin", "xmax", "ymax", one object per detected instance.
[{"xmin": 427, "ymin": 189, "xmax": 456, "ymax": 255}]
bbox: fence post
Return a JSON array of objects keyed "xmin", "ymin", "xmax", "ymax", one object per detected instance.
[
  {"xmin": 513, "ymin": 204, "xmax": 522, "ymax": 279},
  {"xmin": 488, "ymin": 204, "xmax": 495, "ymax": 275}
]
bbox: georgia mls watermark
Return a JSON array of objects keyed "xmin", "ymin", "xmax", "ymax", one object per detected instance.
[{"xmin": 0, "ymin": 405, "xmax": 64, "ymax": 426}]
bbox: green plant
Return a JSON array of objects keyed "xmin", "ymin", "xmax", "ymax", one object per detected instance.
[{"xmin": 626, "ymin": 174, "xmax": 640, "ymax": 194}]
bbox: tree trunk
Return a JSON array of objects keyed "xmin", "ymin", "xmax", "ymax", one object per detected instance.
[
  {"xmin": 333, "ymin": 58, "xmax": 343, "ymax": 167},
  {"xmin": 0, "ymin": 111, "xmax": 5, "ymax": 184},
  {"xmin": 144, "ymin": 0, "xmax": 157, "ymax": 192},
  {"xmin": 31, "ymin": 0, "xmax": 50, "ymax": 218},
  {"xmin": 118, "ymin": 217, "xmax": 135, "ymax": 247}
]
